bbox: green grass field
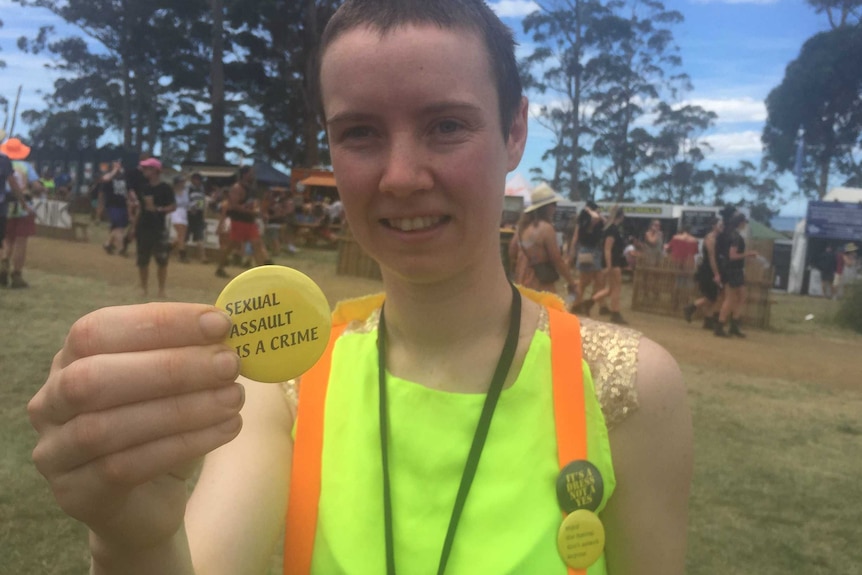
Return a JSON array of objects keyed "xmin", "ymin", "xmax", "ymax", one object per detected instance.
[{"xmin": 2, "ymin": 261, "xmax": 861, "ymax": 575}]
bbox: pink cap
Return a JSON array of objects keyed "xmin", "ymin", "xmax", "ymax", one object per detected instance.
[{"xmin": 138, "ymin": 158, "xmax": 163, "ymax": 170}]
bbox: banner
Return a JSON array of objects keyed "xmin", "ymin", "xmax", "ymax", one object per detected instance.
[{"xmin": 805, "ymin": 201, "xmax": 862, "ymax": 240}]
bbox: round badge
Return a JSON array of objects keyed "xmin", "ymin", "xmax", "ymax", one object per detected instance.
[
  {"xmin": 215, "ymin": 265, "xmax": 331, "ymax": 383},
  {"xmin": 556, "ymin": 459, "xmax": 604, "ymax": 514},
  {"xmin": 557, "ymin": 509, "xmax": 605, "ymax": 569}
]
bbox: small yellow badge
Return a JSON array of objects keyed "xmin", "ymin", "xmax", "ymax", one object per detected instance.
[
  {"xmin": 215, "ymin": 265, "xmax": 331, "ymax": 383},
  {"xmin": 557, "ymin": 509, "xmax": 605, "ymax": 569}
]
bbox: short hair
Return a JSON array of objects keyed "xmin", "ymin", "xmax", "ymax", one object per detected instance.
[
  {"xmin": 238, "ymin": 166, "xmax": 253, "ymax": 179},
  {"xmin": 729, "ymin": 212, "xmax": 748, "ymax": 229},
  {"xmin": 317, "ymin": 0, "xmax": 523, "ymax": 139}
]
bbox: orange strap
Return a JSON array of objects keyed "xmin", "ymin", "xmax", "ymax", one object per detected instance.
[
  {"xmin": 548, "ymin": 307, "xmax": 587, "ymax": 575},
  {"xmin": 283, "ymin": 323, "xmax": 346, "ymax": 575},
  {"xmin": 285, "ymin": 308, "xmax": 588, "ymax": 575}
]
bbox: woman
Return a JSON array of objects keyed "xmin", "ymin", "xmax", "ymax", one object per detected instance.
[
  {"xmin": 28, "ymin": 2, "xmax": 691, "ymax": 574},
  {"xmin": 508, "ymin": 184, "xmax": 577, "ymax": 294},
  {"xmin": 170, "ymin": 175, "xmax": 190, "ymax": 263},
  {"xmin": 589, "ymin": 206, "xmax": 628, "ymax": 325},
  {"xmin": 568, "ymin": 201, "xmax": 606, "ymax": 315},
  {"xmin": 715, "ymin": 213, "xmax": 757, "ymax": 337},
  {"xmin": 685, "ymin": 217, "xmax": 723, "ymax": 329}
]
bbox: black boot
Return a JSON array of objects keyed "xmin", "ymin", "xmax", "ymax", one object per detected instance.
[
  {"xmin": 580, "ymin": 299, "xmax": 595, "ymax": 317},
  {"xmin": 729, "ymin": 318, "xmax": 746, "ymax": 338},
  {"xmin": 610, "ymin": 311, "xmax": 628, "ymax": 325},
  {"xmin": 599, "ymin": 306, "xmax": 610, "ymax": 316},
  {"xmin": 683, "ymin": 304, "xmax": 696, "ymax": 323},
  {"xmin": 702, "ymin": 316, "xmax": 715, "ymax": 330},
  {"xmin": 714, "ymin": 322, "xmax": 729, "ymax": 338}
]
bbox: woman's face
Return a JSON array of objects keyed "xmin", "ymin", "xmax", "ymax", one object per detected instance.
[{"xmin": 319, "ymin": 24, "xmax": 528, "ymax": 284}]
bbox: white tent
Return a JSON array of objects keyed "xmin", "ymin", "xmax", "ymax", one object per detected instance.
[{"xmin": 824, "ymin": 187, "xmax": 862, "ymax": 203}]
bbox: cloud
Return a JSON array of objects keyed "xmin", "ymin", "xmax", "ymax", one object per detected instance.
[
  {"xmin": 489, "ymin": 0, "xmax": 540, "ymax": 18},
  {"xmin": 702, "ymin": 130, "xmax": 763, "ymax": 159},
  {"xmin": 683, "ymin": 97, "xmax": 767, "ymax": 124}
]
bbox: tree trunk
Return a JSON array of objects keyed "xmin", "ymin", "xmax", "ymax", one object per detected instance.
[
  {"xmin": 207, "ymin": 0, "xmax": 226, "ymax": 164},
  {"xmin": 301, "ymin": 0, "xmax": 321, "ymax": 167}
]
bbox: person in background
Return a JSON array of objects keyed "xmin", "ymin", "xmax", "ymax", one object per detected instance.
[
  {"xmin": 815, "ymin": 244, "xmax": 837, "ymax": 299},
  {"xmin": 185, "ymin": 172, "xmax": 209, "ymax": 264},
  {"xmin": 508, "ymin": 184, "xmax": 577, "ymax": 295},
  {"xmin": 28, "ymin": 3, "xmax": 691, "ymax": 574},
  {"xmin": 837, "ymin": 243, "xmax": 858, "ymax": 298},
  {"xmin": 715, "ymin": 213, "xmax": 757, "ymax": 338},
  {"xmin": 170, "ymin": 175, "xmax": 191, "ymax": 263},
  {"xmin": 642, "ymin": 219, "xmax": 664, "ymax": 266},
  {"xmin": 215, "ymin": 166, "xmax": 273, "ymax": 278},
  {"xmin": 588, "ymin": 205, "xmax": 629, "ymax": 325},
  {"xmin": 0, "ymin": 137, "xmax": 38, "ymax": 288},
  {"xmin": 685, "ymin": 217, "xmax": 723, "ymax": 329},
  {"xmin": 568, "ymin": 201, "xmax": 607, "ymax": 315},
  {"xmin": 665, "ymin": 225, "xmax": 699, "ymax": 311},
  {"xmin": 97, "ymin": 161, "xmax": 131, "ymax": 256},
  {"xmin": 130, "ymin": 158, "xmax": 175, "ymax": 298},
  {"xmin": 623, "ymin": 235, "xmax": 641, "ymax": 271}
]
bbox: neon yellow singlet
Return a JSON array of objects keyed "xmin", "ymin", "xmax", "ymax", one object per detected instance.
[{"xmin": 309, "ymin": 312, "xmax": 616, "ymax": 574}]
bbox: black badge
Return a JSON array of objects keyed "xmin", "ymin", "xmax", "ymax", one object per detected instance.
[{"xmin": 556, "ymin": 460, "xmax": 603, "ymax": 514}]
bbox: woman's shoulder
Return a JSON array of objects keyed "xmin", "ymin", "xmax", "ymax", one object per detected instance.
[{"xmin": 577, "ymin": 317, "xmax": 642, "ymax": 429}]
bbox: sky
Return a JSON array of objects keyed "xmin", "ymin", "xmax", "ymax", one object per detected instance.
[{"xmin": 0, "ymin": 0, "xmax": 832, "ymax": 214}]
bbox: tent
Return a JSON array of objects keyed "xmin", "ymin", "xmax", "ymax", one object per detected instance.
[
  {"xmin": 253, "ymin": 160, "xmax": 291, "ymax": 187},
  {"xmin": 787, "ymin": 187, "xmax": 862, "ymax": 294}
]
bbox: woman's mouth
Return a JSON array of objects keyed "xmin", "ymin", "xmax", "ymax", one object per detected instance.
[{"xmin": 383, "ymin": 216, "xmax": 449, "ymax": 232}]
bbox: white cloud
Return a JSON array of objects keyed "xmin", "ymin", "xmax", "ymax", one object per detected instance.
[
  {"xmin": 684, "ymin": 97, "xmax": 767, "ymax": 124},
  {"xmin": 702, "ymin": 130, "xmax": 763, "ymax": 159},
  {"xmin": 489, "ymin": 0, "xmax": 540, "ymax": 18}
]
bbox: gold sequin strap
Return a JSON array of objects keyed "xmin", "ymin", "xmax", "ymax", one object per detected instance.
[{"xmin": 577, "ymin": 317, "xmax": 641, "ymax": 429}]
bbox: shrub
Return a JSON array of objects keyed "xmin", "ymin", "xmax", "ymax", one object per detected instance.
[{"xmin": 836, "ymin": 283, "xmax": 862, "ymax": 333}]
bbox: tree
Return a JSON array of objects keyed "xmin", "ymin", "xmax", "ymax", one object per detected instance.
[
  {"xmin": 589, "ymin": 0, "xmax": 690, "ymax": 202},
  {"xmin": 710, "ymin": 160, "xmax": 784, "ymax": 223},
  {"xmin": 762, "ymin": 26, "xmax": 862, "ymax": 198},
  {"xmin": 639, "ymin": 102, "xmax": 717, "ymax": 204},
  {"xmin": 521, "ymin": 0, "xmax": 623, "ymax": 200},
  {"xmin": 225, "ymin": 0, "xmax": 340, "ymax": 168},
  {"xmin": 806, "ymin": 0, "xmax": 862, "ymax": 28},
  {"xmin": 14, "ymin": 0, "xmax": 213, "ymax": 155},
  {"xmin": 207, "ymin": 0, "xmax": 226, "ymax": 163}
]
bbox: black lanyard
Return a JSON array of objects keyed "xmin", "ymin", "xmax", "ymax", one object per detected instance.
[{"xmin": 377, "ymin": 283, "xmax": 522, "ymax": 575}]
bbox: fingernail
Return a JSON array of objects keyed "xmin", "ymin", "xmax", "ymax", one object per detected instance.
[
  {"xmin": 200, "ymin": 310, "xmax": 232, "ymax": 339},
  {"xmin": 216, "ymin": 384, "xmax": 243, "ymax": 407},
  {"xmin": 214, "ymin": 350, "xmax": 240, "ymax": 380}
]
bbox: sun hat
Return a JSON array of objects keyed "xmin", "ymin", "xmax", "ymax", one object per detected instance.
[
  {"xmin": 524, "ymin": 183, "xmax": 562, "ymax": 213},
  {"xmin": 0, "ymin": 137, "xmax": 32, "ymax": 160},
  {"xmin": 139, "ymin": 157, "xmax": 162, "ymax": 170},
  {"xmin": 845, "ymin": 243, "xmax": 858, "ymax": 254}
]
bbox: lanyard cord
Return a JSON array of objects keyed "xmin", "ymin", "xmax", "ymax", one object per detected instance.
[{"xmin": 377, "ymin": 283, "xmax": 522, "ymax": 575}]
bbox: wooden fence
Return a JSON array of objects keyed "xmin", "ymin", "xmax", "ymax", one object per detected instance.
[
  {"xmin": 336, "ymin": 232, "xmax": 383, "ymax": 280},
  {"xmin": 632, "ymin": 246, "xmax": 774, "ymax": 329}
]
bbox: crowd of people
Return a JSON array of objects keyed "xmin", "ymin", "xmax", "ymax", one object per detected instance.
[{"xmin": 814, "ymin": 242, "xmax": 859, "ymax": 300}]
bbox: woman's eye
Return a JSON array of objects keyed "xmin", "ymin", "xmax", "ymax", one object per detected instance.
[
  {"xmin": 342, "ymin": 126, "xmax": 373, "ymax": 140},
  {"xmin": 435, "ymin": 120, "xmax": 464, "ymax": 135}
]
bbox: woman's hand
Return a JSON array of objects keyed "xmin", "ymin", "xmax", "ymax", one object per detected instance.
[{"xmin": 28, "ymin": 303, "xmax": 244, "ymax": 556}]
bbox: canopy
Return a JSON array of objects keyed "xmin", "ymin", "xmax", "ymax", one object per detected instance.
[
  {"xmin": 299, "ymin": 173, "xmax": 338, "ymax": 188},
  {"xmin": 253, "ymin": 160, "xmax": 291, "ymax": 187}
]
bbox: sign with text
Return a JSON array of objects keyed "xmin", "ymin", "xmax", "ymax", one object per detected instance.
[{"xmin": 806, "ymin": 201, "xmax": 862, "ymax": 240}]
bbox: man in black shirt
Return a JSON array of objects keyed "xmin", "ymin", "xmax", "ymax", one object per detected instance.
[
  {"xmin": 131, "ymin": 158, "xmax": 175, "ymax": 298},
  {"xmin": 97, "ymin": 161, "xmax": 130, "ymax": 256}
]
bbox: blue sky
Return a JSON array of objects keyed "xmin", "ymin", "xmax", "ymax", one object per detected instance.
[{"xmin": 0, "ymin": 0, "xmax": 831, "ymax": 214}]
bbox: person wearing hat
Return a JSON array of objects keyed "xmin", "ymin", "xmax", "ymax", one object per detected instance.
[
  {"xmin": 131, "ymin": 157, "xmax": 176, "ymax": 298},
  {"xmin": 508, "ymin": 183, "xmax": 577, "ymax": 294},
  {"xmin": 0, "ymin": 137, "xmax": 37, "ymax": 288}
]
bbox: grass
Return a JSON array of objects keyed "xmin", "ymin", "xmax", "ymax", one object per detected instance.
[{"xmin": 2, "ymin": 259, "xmax": 861, "ymax": 574}]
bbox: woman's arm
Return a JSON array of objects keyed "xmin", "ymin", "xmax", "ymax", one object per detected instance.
[
  {"xmin": 602, "ymin": 338, "xmax": 693, "ymax": 575},
  {"xmin": 705, "ymin": 235, "xmax": 720, "ymax": 282},
  {"xmin": 542, "ymin": 223, "xmax": 576, "ymax": 289},
  {"xmin": 185, "ymin": 379, "xmax": 295, "ymax": 575}
]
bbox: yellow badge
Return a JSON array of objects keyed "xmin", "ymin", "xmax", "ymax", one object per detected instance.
[
  {"xmin": 215, "ymin": 265, "xmax": 331, "ymax": 383},
  {"xmin": 557, "ymin": 509, "xmax": 605, "ymax": 570}
]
